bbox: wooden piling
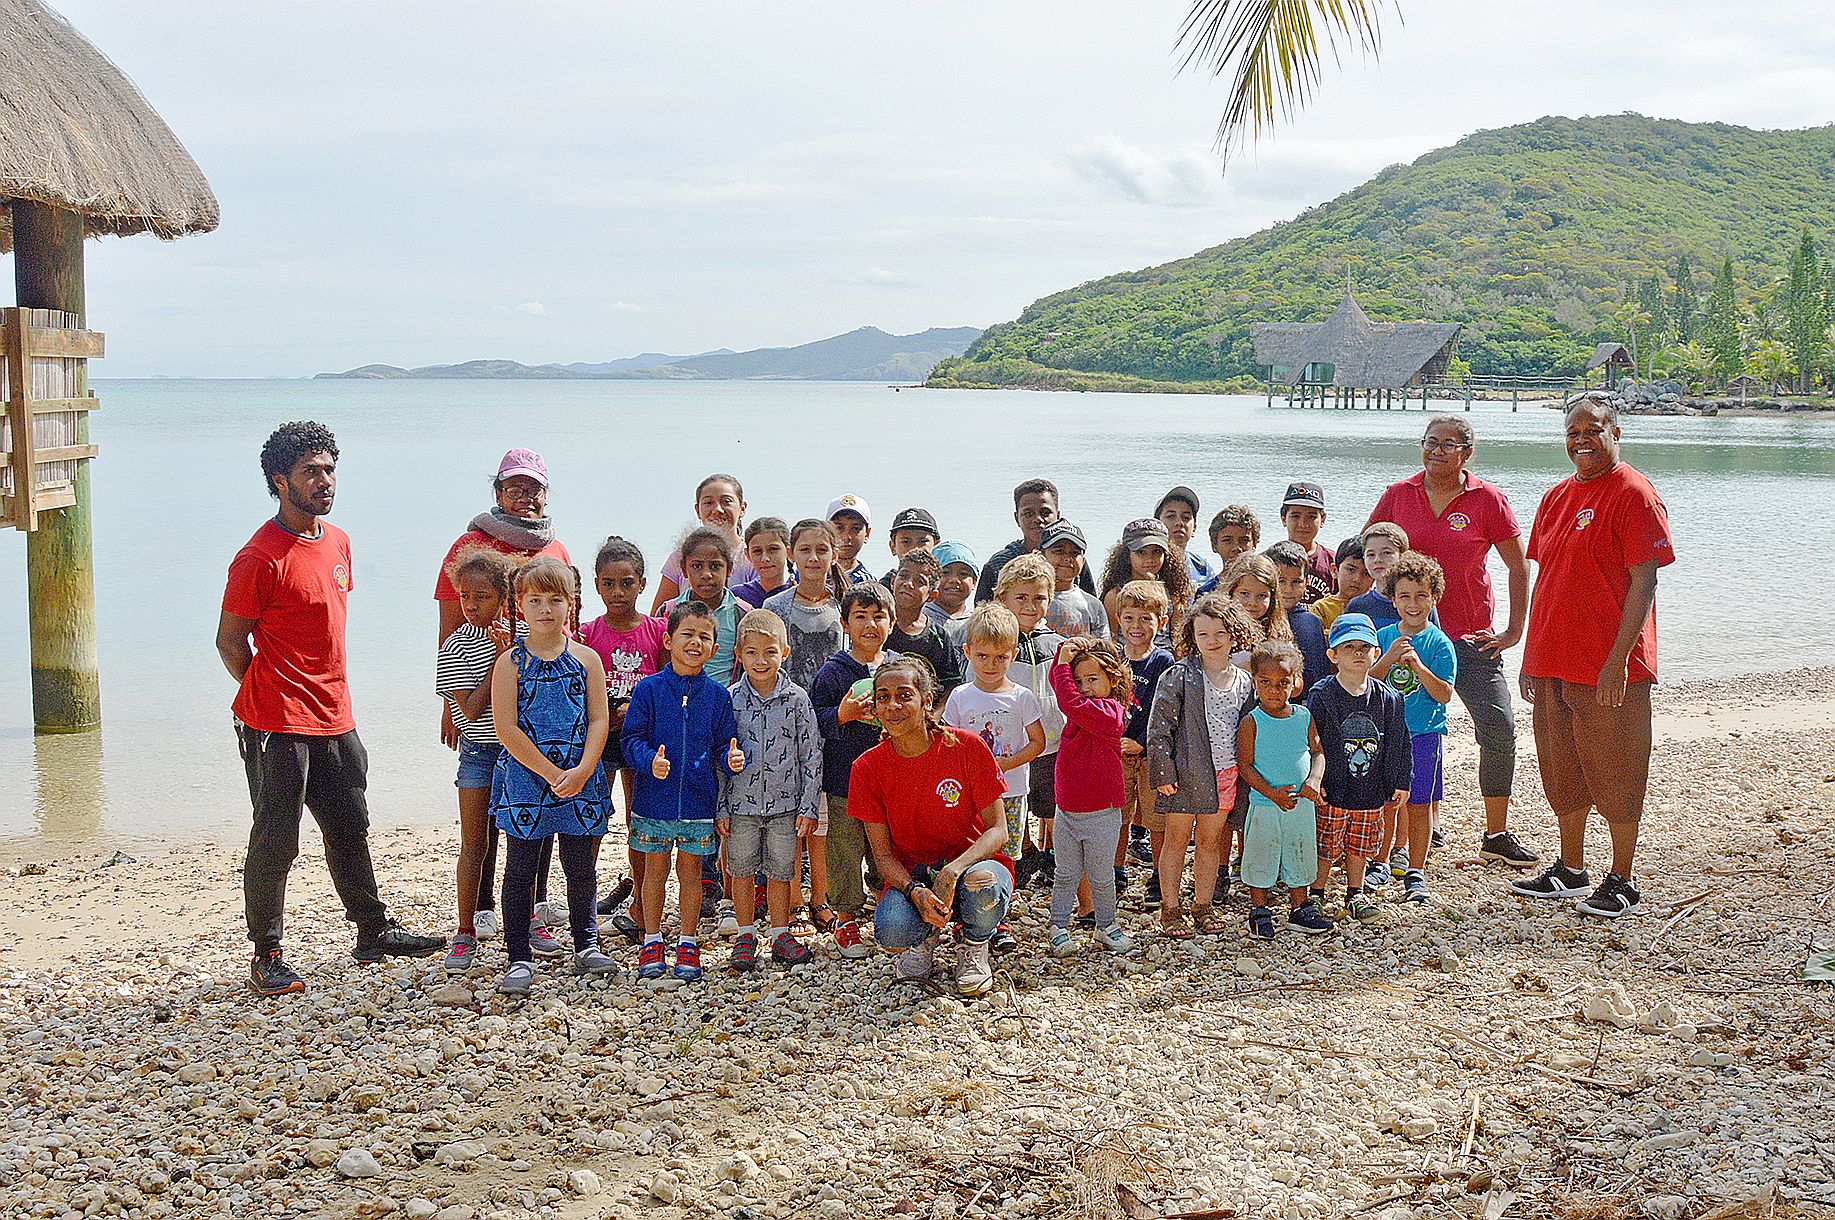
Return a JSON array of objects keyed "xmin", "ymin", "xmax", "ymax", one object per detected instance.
[{"xmin": 12, "ymin": 201, "xmax": 99, "ymax": 733}]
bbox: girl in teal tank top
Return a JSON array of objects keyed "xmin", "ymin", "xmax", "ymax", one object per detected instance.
[{"xmin": 1236, "ymin": 642, "xmax": 1331, "ymax": 938}]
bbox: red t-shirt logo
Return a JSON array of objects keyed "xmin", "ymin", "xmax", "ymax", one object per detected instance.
[
  {"xmin": 1574, "ymin": 508, "xmax": 1595, "ymax": 531},
  {"xmin": 333, "ymin": 563, "xmax": 351, "ymax": 593},
  {"xmin": 1446, "ymin": 512, "xmax": 1470, "ymax": 531},
  {"xmin": 934, "ymin": 778, "xmax": 963, "ymax": 808}
]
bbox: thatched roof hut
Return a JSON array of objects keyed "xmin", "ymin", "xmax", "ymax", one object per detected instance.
[
  {"xmin": 0, "ymin": 0, "xmax": 218, "ymax": 251},
  {"xmin": 1586, "ymin": 342, "xmax": 1632, "ymax": 372},
  {"xmin": 1251, "ymin": 293, "xmax": 1461, "ymax": 389}
]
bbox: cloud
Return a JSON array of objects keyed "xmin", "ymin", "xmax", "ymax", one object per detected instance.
[
  {"xmin": 516, "ymin": 301, "xmax": 553, "ymax": 317},
  {"xmin": 1063, "ymin": 135, "xmax": 1228, "ymax": 207}
]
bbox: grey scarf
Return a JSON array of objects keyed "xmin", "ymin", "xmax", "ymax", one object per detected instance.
[{"xmin": 470, "ymin": 508, "xmax": 555, "ymax": 552}]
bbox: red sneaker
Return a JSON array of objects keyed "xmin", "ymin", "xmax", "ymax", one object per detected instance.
[
  {"xmin": 637, "ymin": 941, "xmax": 666, "ymax": 979},
  {"xmin": 673, "ymin": 941, "xmax": 703, "ymax": 980},
  {"xmin": 833, "ymin": 920, "xmax": 872, "ymax": 959}
]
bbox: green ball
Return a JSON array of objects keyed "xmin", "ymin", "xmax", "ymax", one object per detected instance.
[{"xmin": 849, "ymin": 676, "xmax": 881, "ymax": 728}]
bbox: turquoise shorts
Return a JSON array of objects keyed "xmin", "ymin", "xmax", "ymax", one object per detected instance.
[
  {"xmin": 1241, "ymin": 799, "xmax": 1318, "ymax": 890},
  {"xmin": 630, "ymin": 816, "xmax": 718, "ymax": 857}
]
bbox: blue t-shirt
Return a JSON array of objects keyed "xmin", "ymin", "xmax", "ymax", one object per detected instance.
[
  {"xmin": 732, "ymin": 578, "xmax": 788, "ymax": 609},
  {"xmin": 1288, "ymin": 607, "xmax": 1328, "ymax": 694},
  {"xmin": 1376, "ymin": 622, "xmax": 1457, "ymax": 735},
  {"xmin": 1123, "ymin": 646, "xmax": 1174, "ymax": 743},
  {"xmin": 1185, "ymin": 550, "xmax": 1214, "ymax": 586},
  {"xmin": 1345, "ymin": 590, "xmax": 1441, "ymax": 632}
]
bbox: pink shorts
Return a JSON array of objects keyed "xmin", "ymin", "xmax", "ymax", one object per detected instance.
[{"xmin": 1213, "ymin": 767, "xmax": 1238, "ymax": 817}]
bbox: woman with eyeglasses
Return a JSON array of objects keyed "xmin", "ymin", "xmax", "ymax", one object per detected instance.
[{"xmin": 1366, "ymin": 415, "xmax": 1540, "ymax": 872}]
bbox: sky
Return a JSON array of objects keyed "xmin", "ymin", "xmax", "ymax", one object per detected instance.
[{"xmin": 13, "ymin": 0, "xmax": 1835, "ymax": 376}]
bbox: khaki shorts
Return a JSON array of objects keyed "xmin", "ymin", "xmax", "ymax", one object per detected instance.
[
  {"xmin": 1529, "ymin": 676, "xmax": 1652, "ymax": 826},
  {"xmin": 1122, "ymin": 753, "xmax": 1162, "ymax": 833}
]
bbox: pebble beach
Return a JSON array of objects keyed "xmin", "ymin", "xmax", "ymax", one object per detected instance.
[{"xmin": 3, "ymin": 667, "xmax": 1832, "ymax": 1220}]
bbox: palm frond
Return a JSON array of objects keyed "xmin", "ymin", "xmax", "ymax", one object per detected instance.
[{"xmin": 1177, "ymin": 0, "xmax": 1391, "ymax": 159}]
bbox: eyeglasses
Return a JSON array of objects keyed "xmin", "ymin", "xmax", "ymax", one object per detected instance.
[{"xmin": 1421, "ymin": 438, "xmax": 1469, "ymax": 453}]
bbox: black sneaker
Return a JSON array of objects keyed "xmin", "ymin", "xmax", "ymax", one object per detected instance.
[
  {"xmin": 1288, "ymin": 900, "xmax": 1335, "ymax": 935},
  {"xmin": 1113, "ymin": 866, "xmax": 1130, "ymax": 894},
  {"xmin": 1076, "ymin": 911, "xmax": 1096, "ymax": 929},
  {"xmin": 1014, "ymin": 848, "xmax": 1042, "ymax": 889},
  {"xmin": 1577, "ymin": 873, "xmax": 1640, "ymax": 919},
  {"xmin": 353, "ymin": 922, "xmax": 446, "ymax": 963},
  {"xmin": 1480, "ymin": 831, "xmax": 1540, "ymax": 869},
  {"xmin": 1248, "ymin": 905, "xmax": 1276, "ymax": 940},
  {"xmin": 990, "ymin": 922, "xmax": 1018, "ymax": 956},
  {"xmin": 250, "ymin": 949, "xmax": 304, "ymax": 996},
  {"xmin": 1144, "ymin": 870, "xmax": 1162, "ymax": 906},
  {"xmin": 1509, "ymin": 859, "xmax": 1592, "ymax": 900},
  {"xmin": 1128, "ymin": 827, "xmax": 1153, "ymax": 864},
  {"xmin": 596, "ymin": 875, "xmax": 635, "ymax": 916},
  {"xmin": 1429, "ymin": 827, "xmax": 1446, "ymax": 849}
]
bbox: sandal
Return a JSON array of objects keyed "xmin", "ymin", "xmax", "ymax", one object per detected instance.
[
  {"xmin": 789, "ymin": 904, "xmax": 816, "ymax": 936},
  {"xmin": 1160, "ymin": 906, "xmax": 1192, "ymax": 939},
  {"xmin": 1192, "ymin": 904, "xmax": 1229, "ymax": 935},
  {"xmin": 808, "ymin": 903, "xmax": 840, "ymax": 934}
]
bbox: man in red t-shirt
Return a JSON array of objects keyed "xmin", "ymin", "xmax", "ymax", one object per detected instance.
[
  {"xmin": 217, "ymin": 422, "xmax": 443, "ymax": 996},
  {"xmin": 1510, "ymin": 401, "xmax": 1674, "ymax": 920}
]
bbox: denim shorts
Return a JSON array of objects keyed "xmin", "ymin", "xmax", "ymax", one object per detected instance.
[
  {"xmin": 455, "ymin": 738, "xmax": 502, "ymax": 789},
  {"xmin": 631, "ymin": 816, "xmax": 719, "ymax": 857},
  {"xmin": 725, "ymin": 814, "xmax": 799, "ymax": 881}
]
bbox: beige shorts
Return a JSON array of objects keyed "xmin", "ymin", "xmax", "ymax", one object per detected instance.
[
  {"xmin": 1122, "ymin": 753, "xmax": 1163, "ymax": 833},
  {"xmin": 1529, "ymin": 676, "xmax": 1652, "ymax": 825}
]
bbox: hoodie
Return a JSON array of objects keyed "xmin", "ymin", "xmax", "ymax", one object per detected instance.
[{"xmin": 621, "ymin": 665, "xmax": 740, "ymax": 822}]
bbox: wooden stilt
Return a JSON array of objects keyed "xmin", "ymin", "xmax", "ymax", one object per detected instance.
[{"xmin": 12, "ymin": 201, "xmax": 100, "ymax": 733}]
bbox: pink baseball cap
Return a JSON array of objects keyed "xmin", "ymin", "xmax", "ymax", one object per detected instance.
[{"xmin": 496, "ymin": 448, "xmax": 548, "ymax": 487}]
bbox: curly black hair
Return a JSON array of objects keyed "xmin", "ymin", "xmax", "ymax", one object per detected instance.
[{"xmin": 259, "ymin": 421, "xmax": 338, "ymax": 498}]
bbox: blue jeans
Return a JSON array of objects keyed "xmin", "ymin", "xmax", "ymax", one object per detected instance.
[{"xmin": 874, "ymin": 860, "xmax": 1012, "ymax": 949}]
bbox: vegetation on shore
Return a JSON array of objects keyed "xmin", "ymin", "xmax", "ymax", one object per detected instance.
[{"xmin": 931, "ymin": 115, "xmax": 1835, "ymax": 392}]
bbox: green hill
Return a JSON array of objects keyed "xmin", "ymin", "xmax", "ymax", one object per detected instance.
[{"xmin": 930, "ymin": 114, "xmax": 1835, "ymax": 388}]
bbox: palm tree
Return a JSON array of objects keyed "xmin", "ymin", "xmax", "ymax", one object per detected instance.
[
  {"xmin": 1669, "ymin": 341, "xmax": 1714, "ymax": 393},
  {"xmin": 1179, "ymin": 1, "xmax": 1391, "ymax": 156}
]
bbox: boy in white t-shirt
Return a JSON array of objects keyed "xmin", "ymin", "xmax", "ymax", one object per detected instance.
[{"xmin": 943, "ymin": 603, "xmax": 1046, "ymax": 892}]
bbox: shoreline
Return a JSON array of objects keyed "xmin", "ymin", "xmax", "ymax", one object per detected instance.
[{"xmin": 3, "ymin": 665, "xmax": 1832, "ymax": 1218}]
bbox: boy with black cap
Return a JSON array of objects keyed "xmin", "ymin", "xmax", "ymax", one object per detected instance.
[
  {"xmin": 1280, "ymin": 481, "xmax": 1336, "ymax": 605},
  {"xmin": 880, "ymin": 507, "xmax": 940, "ymax": 586},
  {"xmin": 1041, "ymin": 520, "xmax": 1108, "ymax": 639},
  {"xmin": 1156, "ymin": 485, "xmax": 1211, "ymax": 585},
  {"xmin": 827, "ymin": 494, "xmax": 874, "ymax": 586}
]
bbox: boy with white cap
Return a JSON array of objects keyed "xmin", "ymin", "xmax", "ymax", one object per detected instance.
[{"xmin": 827, "ymin": 494, "xmax": 874, "ymax": 586}]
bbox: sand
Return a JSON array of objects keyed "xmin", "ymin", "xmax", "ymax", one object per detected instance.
[{"xmin": 2, "ymin": 667, "xmax": 1832, "ymax": 1220}]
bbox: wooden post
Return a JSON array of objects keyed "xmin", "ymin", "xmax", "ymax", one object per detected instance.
[{"xmin": 12, "ymin": 201, "xmax": 100, "ymax": 733}]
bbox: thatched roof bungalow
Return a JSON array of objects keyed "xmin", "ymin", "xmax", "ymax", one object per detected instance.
[
  {"xmin": 1251, "ymin": 293, "xmax": 1461, "ymax": 389},
  {"xmin": 0, "ymin": 0, "xmax": 218, "ymax": 250}
]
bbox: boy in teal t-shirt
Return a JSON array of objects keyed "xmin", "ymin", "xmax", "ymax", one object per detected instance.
[{"xmin": 1373, "ymin": 551, "xmax": 1456, "ymax": 904}]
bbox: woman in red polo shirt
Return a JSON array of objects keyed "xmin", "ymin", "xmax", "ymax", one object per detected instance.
[
  {"xmin": 1368, "ymin": 415, "xmax": 1539, "ymax": 870},
  {"xmin": 850, "ymin": 656, "xmax": 1013, "ymax": 999}
]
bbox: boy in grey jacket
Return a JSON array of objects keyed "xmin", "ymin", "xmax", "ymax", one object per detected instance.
[{"xmin": 722, "ymin": 610, "xmax": 822, "ymax": 970}]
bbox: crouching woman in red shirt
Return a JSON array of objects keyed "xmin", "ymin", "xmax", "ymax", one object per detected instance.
[{"xmin": 851, "ymin": 656, "xmax": 1014, "ymax": 998}]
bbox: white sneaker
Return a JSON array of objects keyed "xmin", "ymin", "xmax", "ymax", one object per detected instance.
[
  {"xmin": 892, "ymin": 936, "xmax": 935, "ymax": 981},
  {"xmin": 956, "ymin": 938, "xmax": 994, "ymax": 997},
  {"xmin": 1049, "ymin": 927, "xmax": 1077, "ymax": 958},
  {"xmin": 534, "ymin": 900, "xmax": 569, "ymax": 928},
  {"xmin": 472, "ymin": 909, "xmax": 499, "ymax": 939},
  {"xmin": 716, "ymin": 900, "xmax": 740, "ymax": 938},
  {"xmin": 1094, "ymin": 923, "xmax": 1134, "ymax": 954}
]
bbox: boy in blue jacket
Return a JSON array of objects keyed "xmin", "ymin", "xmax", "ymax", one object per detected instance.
[{"xmin": 622, "ymin": 600, "xmax": 742, "ymax": 981}]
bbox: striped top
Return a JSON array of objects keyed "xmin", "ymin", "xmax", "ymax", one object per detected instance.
[{"xmin": 436, "ymin": 623, "xmax": 507, "ymax": 745}]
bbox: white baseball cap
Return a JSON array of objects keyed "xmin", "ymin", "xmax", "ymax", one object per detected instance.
[{"xmin": 826, "ymin": 494, "xmax": 871, "ymax": 525}]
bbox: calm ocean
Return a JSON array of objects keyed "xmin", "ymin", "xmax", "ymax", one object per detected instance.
[{"xmin": 3, "ymin": 378, "xmax": 1830, "ymax": 850}]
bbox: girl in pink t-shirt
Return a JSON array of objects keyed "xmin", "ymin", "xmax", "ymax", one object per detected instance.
[{"xmin": 578, "ymin": 537, "xmax": 667, "ymax": 935}]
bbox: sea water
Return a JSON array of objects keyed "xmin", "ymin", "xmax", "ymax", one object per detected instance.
[{"xmin": 2, "ymin": 378, "xmax": 1831, "ymax": 849}]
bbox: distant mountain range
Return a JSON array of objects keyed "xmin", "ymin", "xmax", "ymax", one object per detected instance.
[{"xmin": 316, "ymin": 326, "xmax": 981, "ymax": 382}]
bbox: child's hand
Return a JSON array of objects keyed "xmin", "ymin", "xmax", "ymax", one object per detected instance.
[
  {"xmin": 1297, "ymin": 781, "xmax": 1324, "ymax": 806},
  {"xmin": 551, "ymin": 766, "xmax": 585, "ymax": 800},
  {"xmin": 838, "ymin": 688, "xmax": 874, "ymax": 724},
  {"xmin": 1054, "ymin": 641, "xmax": 1076, "ymax": 664},
  {"xmin": 716, "ymin": 816, "xmax": 731, "ymax": 836},
  {"xmin": 487, "ymin": 619, "xmax": 513, "ymax": 652},
  {"xmin": 1271, "ymin": 784, "xmax": 1297, "ymax": 811},
  {"xmin": 726, "ymin": 737, "xmax": 746, "ymax": 773},
  {"xmin": 651, "ymin": 745, "xmax": 670, "ymax": 780},
  {"xmin": 1390, "ymin": 788, "xmax": 1410, "ymax": 808},
  {"xmin": 795, "ymin": 815, "xmax": 817, "ymax": 838},
  {"xmin": 609, "ymin": 704, "xmax": 627, "ymax": 734},
  {"xmin": 1120, "ymin": 738, "xmax": 1144, "ymax": 757},
  {"xmin": 1155, "ymin": 783, "xmax": 1179, "ymax": 797}
]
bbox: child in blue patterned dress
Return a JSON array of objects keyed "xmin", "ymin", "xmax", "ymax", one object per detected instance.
[{"xmin": 488, "ymin": 557, "xmax": 618, "ymax": 996}]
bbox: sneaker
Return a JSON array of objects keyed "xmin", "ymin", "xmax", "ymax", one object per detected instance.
[
  {"xmin": 753, "ymin": 883, "xmax": 768, "ymax": 920},
  {"xmin": 249, "ymin": 949, "xmax": 304, "ymax": 996},
  {"xmin": 636, "ymin": 941, "xmax": 667, "ymax": 979},
  {"xmin": 1577, "ymin": 873, "xmax": 1640, "ymax": 919},
  {"xmin": 673, "ymin": 941, "xmax": 703, "ymax": 981},
  {"xmin": 716, "ymin": 900, "xmax": 740, "ymax": 938},
  {"xmin": 730, "ymin": 932, "xmax": 759, "ymax": 973},
  {"xmin": 771, "ymin": 930, "xmax": 813, "ymax": 968},
  {"xmin": 1429, "ymin": 827, "xmax": 1447, "ymax": 849},
  {"xmin": 1365, "ymin": 860, "xmax": 1393, "ymax": 888},
  {"xmin": 573, "ymin": 946, "xmax": 619, "ymax": 976},
  {"xmin": 1216, "ymin": 866, "xmax": 1233, "ymax": 898},
  {"xmin": 1076, "ymin": 911, "xmax": 1097, "ymax": 930},
  {"xmin": 1388, "ymin": 847, "xmax": 1408, "ymax": 872},
  {"xmin": 833, "ymin": 920, "xmax": 872, "ymax": 959},
  {"xmin": 1289, "ymin": 900, "xmax": 1334, "ymax": 935},
  {"xmin": 1403, "ymin": 870, "xmax": 1430, "ymax": 903},
  {"xmin": 473, "ymin": 909, "xmax": 500, "ymax": 939},
  {"xmin": 956, "ymin": 938, "xmax": 994, "ymax": 997},
  {"xmin": 893, "ymin": 936, "xmax": 935, "ymax": 981},
  {"xmin": 1036, "ymin": 858, "xmax": 1056, "ymax": 891},
  {"xmin": 1094, "ymin": 923, "xmax": 1134, "ymax": 953},
  {"xmin": 596, "ymin": 875, "xmax": 635, "ymax": 917},
  {"xmin": 1347, "ymin": 891, "xmax": 1380, "ymax": 922},
  {"xmin": 1049, "ymin": 927, "xmax": 1077, "ymax": 957},
  {"xmin": 496, "ymin": 960, "xmax": 537, "ymax": 996},
  {"xmin": 528, "ymin": 922, "xmax": 566, "ymax": 960},
  {"xmin": 442, "ymin": 931, "xmax": 479, "ymax": 975},
  {"xmin": 534, "ymin": 899, "xmax": 569, "ymax": 928},
  {"xmin": 603, "ymin": 912, "xmax": 643, "ymax": 946},
  {"xmin": 1014, "ymin": 848, "xmax": 1042, "ymax": 889},
  {"xmin": 1509, "ymin": 859, "xmax": 1592, "ymax": 900},
  {"xmin": 1114, "ymin": 865, "xmax": 1130, "ymax": 894},
  {"xmin": 353, "ymin": 922, "xmax": 445, "ymax": 963},
  {"xmin": 1480, "ymin": 830, "xmax": 1540, "ymax": 869},
  {"xmin": 1248, "ymin": 906, "xmax": 1276, "ymax": 940},
  {"xmin": 1144, "ymin": 870, "xmax": 1162, "ymax": 906},
  {"xmin": 1128, "ymin": 828, "xmax": 1153, "ymax": 864},
  {"xmin": 991, "ymin": 922, "xmax": 1018, "ymax": 956}
]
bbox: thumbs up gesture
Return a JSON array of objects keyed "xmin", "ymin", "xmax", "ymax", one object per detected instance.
[
  {"xmin": 727, "ymin": 737, "xmax": 746, "ymax": 773},
  {"xmin": 651, "ymin": 744, "xmax": 671, "ymax": 780}
]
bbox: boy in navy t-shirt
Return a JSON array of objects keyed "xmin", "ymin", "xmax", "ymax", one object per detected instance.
[
  {"xmin": 1306, "ymin": 613, "xmax": 1410, "ymax": 921},
  {"xmin": 1347, "ymin": 521, "xmax": 1439, "ymax": 631}
]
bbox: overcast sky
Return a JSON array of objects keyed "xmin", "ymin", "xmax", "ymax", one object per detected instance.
[{"xmin": 17, "ymin": 0, "xmax": 1835, "ymax": 376}]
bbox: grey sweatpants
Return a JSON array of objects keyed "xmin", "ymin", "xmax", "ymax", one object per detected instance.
[
  {"xmin": 1049, "ymin": 807, "xmax": 1123, "ymax": 929},
  {"xmin": 1452, "ymin": 639, "xmax": 1515, "ymax": 799}
]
